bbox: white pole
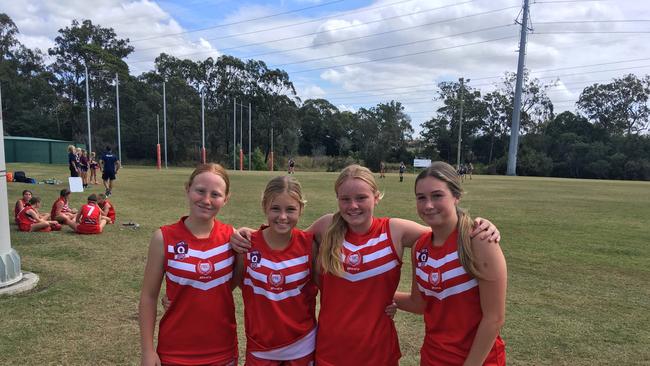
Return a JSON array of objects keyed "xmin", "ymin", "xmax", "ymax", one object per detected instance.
[
  {"xmin": 163, "ymin": 80, "xmax": 168, "ymax": 169},
  {"xmin": 233, "ymin": 98, "xmax": 236, "ymax": 170},
  {"xmin": 116, "ymin": 73, "xmax": 122, "ymax": 164},
  {"xmin": 0, "ymin": 84, "xmax": 24, "ymax": 288},
  {"xmin": 201, "ymin": 89, "xmax": 205, "ymax": 151},
  {"xmin": 240, "ymin": 103, "xmax": 243, "ymax": 148},
  {"xmin": 85, "ymin": 63, "xmax": 92, "ymax": 153},
  {"xmin": 248, "ymin": 102, "xmax": 251, "ymax": 171}
]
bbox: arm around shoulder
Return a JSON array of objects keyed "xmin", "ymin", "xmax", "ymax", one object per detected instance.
[
  {"xmin": 305, "ymin": 213, "xmax": 334, "ymax": 243},
  {"xmin": 139, "ymin": 229, "xmax": 166, "ymax": 365}
]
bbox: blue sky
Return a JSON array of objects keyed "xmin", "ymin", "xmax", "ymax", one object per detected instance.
[{"xmin": 3, "ymin": 0, "xmax": 650, "ymax": 134}]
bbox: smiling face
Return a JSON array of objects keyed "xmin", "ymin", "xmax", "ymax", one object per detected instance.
[
  {"xmin": 186, "ymin": 172, "xmax": 228, "ymax": 221},
  {"xmin": 415, "ymin": 176, "xmax": 459, "ymax": 229},
  {"xmin": 22, "ymin": 191, "xmax": 32, "ymax": 202},
  {"xmin": 265, "ymin": 192, "xmax": 301, "ymax": 236},
  {"xmin": 336, "ymin": 177, "xmax": 380, "ymax": 233}
]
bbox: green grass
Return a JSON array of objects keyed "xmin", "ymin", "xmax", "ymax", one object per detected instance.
[{"xmin": 1, "ymin": 163, "xmax": 649, "ymax": 365}]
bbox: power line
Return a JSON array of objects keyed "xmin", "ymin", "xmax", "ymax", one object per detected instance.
[{"xmin": 130, "ymin": 0, "xmax": 347, "ymax": 42}]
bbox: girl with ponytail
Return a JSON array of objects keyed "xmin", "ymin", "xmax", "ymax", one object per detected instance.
[
  {"xmin": 231, "ymin": 164, "xmax": 501, "ymax": 366},
  {"xmin": 394, "ymin": 161, "xmax": 507, "ymax": 365}
]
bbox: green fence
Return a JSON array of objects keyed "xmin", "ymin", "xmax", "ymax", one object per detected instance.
[{"xmin": 3, "ymin": 136, "xmax": 84, "ymax": 164}]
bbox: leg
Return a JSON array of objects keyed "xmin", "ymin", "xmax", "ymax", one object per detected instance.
[{"xmin": 30, "ymin": 222, "xmax": 52, "ymax": 232}]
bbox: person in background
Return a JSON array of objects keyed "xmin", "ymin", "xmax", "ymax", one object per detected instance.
[
  {"xmin": 97, "ymin": 193, "xmax": 115, "ymax": 224},
  {"xmin": 100, "ymin": 146, "xmax": 120, "ymax": 197},
  {"xmin": 15, "ymin": 189, "xmax": 33, "ymax": 224},
  {"xmin": 380, "ymin": 161, "xmax": 387, "ymax": 179},
  {"xmin": 68, "ymin": 145, "xmax": 79, "ymax": 178},
  {"xmin": 79, "ymin": 149, "xmax": 89, "ymax": 188},
  {"xmin": 17, "ymin": 197, "xmax": 61, "ymax": 232},
  {"xmin": 399, "ymin": 162, "xmax": 406, "ymax": 182},
  {"xmin": 51, "ymin": 189, "xmax": 76, "ymax": 224},
  {"xmin": 89, "ymin": 151, "xmax": 99, "ymax": 185},
  {"xmin": 393, "ymin": 162, "xmax": 506, "ymax": 365},
  {"xmin": 288, "ymin": 157, "xmax": 296, "ymax": 175},
  {"xmin": 65, "ymin": 194, "xmax": 111, "ymax": 234}
]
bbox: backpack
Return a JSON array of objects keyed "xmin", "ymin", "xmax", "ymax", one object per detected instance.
[{"xmin": 13, "ymin": 171, "xmax": 27, "ymax": 183}]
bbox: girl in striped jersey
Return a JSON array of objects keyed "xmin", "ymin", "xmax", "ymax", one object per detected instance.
[
  {"xmin": 139, "ymin": 164, "xmax": 238, "ymax": 366},
  {"xmin": 233, "ymin": 165, "xmax": 499, "ymax": 366},
  {"xmin": 235, "ymin": 176, "xmax": 318, "ymax": 366},
  {"xmin": 394, "ymin": 162, "xmax": 507, "ymax": 366}
]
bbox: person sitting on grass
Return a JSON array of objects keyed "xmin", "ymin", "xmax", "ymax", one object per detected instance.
[
  {"xmin": 15, "ymin": 189, "xmax": 33, "ymax": 224},
  {"xmin": 97, "ymin": 193, "xmax": 115, "ymax": 224},
  {"xmin": 65, "ymin": 194, "xmax": 111, "ymax": 234},
  {"xmin": 50, "ymin": 188, "xmax": 77, "ymax": 224},
  {"xmin": 17, "ymin": 197, "xmax": 61, "ymax": 232}
]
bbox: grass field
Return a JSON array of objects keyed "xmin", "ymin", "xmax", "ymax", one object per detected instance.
[{"xmin": 1, "ymin": 163, "xmax": 649, "ymax": 365}]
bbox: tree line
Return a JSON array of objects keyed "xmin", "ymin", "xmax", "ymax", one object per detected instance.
[{"xmin": 1, "ymin": 14, "xmax": 648, "ymax": 180}]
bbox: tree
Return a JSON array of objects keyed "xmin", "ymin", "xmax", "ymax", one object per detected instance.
[{"xmin": 577, "ymin": 74, "xmax": 650, "ymax": 135}]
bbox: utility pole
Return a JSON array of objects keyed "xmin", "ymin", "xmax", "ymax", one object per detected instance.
[
  {"xmin": 507, "ymin": 0, "xmax": 531, "ymax": 176},
  {"xmin": 248, "ymin": 102, "xmax": 252, "ymax": 171},
  {"xmin": 456, "ymin": 77, "xmax": 464, "ymax": 170},
  {"xmin": 85, "ymin": 63, "xmax": 92, "ymax": 153},
  {"xmin": 115, "ymin": 73, "xmax": 122, "ymax": 163}
]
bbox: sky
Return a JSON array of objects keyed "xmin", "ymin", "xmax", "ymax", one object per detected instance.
[{"xmin": 2, "ymin": 0, "xmax": 650, "ymax": 134}]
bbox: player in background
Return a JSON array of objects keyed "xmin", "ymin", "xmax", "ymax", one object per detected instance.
[
  {"xmin": 17, "ymin": 197, "xmax": 61, "ymax": 232},
  {"xmin": 393, "ymin": 162, "xmax": 506, "ymax": 365},
  {"xmin": 65, "ymin": 194, "xmax": 111, "ymax": 234},
  {"xmin": 15, "ymin": 189, "xmax": 33, "ymax": 224},
  {"xmin": 97, "ymin": 193, "xmax": 116, "ymax": 224},
  {"xmin": 51, "ymin": 189, "xmax": 77, "ymax": 224}
]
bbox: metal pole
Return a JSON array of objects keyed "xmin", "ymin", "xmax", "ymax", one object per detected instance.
[
  {"xmin": 201, "ymin": 88, "xmax": 205, "ymax": 163},
  {"xmin": 85, "ymin": 63, "xmax": 92, "ymax": 153},
  {"xmin": 507, "ymin": 0, "xmax": 531, "ymax": 176},
  {"xmin": 115, "ymin": 73, "xmax": 122, "ymax": 163},
  {"xmin": 0, "ymin": 83, "xmax": 26, "ymax": 289},
  {"xmin": 233, "ymin": 98, "xmax": 236, "ymax": 170},
  {"xmin": 457, "ymin": 77, "xmax": 464, "ymax": 170},
  {"xmin": 163, "ymin": 80, "xmax": 168, "ymax": 169},
  {"xmin": 157, "ymin": 114, "xmax": 160, "ymax": 145},
  {"xmin": 248, "ymin": 102, "xmax": 251, "ymax": 171},
  {"xmin": 240, "ymin": 102, "xmax": 243, "ymax": 171}
]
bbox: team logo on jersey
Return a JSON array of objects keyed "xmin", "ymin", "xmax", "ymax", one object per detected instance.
[
  {"xmin": 196, "ymin": 260, "xmax": 214, "ymax": 276},
  {"xmin": 345, "ymin": 251, "xmax": 362, "ymax": 271},
  {"xmin": 429, "ymin": 268, "xmax": 443, "ymax": 290},
  {"xmin": 268, "ymin": 271, "xmax": 285, "ymax": 288},
  {"xmin": 174, "ymin": 241, "xmax": 189, "ymax": 260},
  {"xmin": 249, "ymin": 250, "xmax": 262, "ymax": 269},
  {"xmin": 417, "ymin": 249, "xmax": 429, "ymax": 268}
]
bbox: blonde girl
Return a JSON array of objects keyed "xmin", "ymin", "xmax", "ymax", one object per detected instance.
[
  {"xmin": 139, "ymin": 163, "xmax": 238, "ymax": 366},
  {"xmin": 393, "ymin": 162, "xmax": 506, "ymax": 365}
]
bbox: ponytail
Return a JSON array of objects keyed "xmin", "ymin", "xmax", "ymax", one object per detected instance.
[
  {"xmin": 456, "ymin": 206, "xmax": 482, "ymax": 279},
  {"xmin": 318, "ymin": 212, "xmax": 347, "ymax": 277}
]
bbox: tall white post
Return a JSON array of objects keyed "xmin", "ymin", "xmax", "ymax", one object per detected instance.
[
  {"xmin": 85, "ymin": 63, "xmax": 92, "ymax": 153},
  {"xmin": 456, "ymin": 77, "xmax": 464, "ymax": 170},
  {"xmin": 115, "ymin": 73, "xmax": 122, "ymax": 163},
  {"xmin": 0, "ymin": 84, "xmax": 24, "ymax": 288},
  {"xmin": 233, "ymin": 98, "xmax": 236, "ymax": 170},
  {"xmin": 163, "ymin": 80, "xmax": 168, "ymax": 169},
  {"xmin": 201, "ymin": 89, "xmax": 205, "ymax": 152},
  {"xmin": 248, "ymin": 102, "xmax": 252, "ymax": 171}
]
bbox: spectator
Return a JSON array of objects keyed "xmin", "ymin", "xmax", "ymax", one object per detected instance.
[{"xmin": 100, "ymin": 146, "xmax": 120, "ymax": 197}]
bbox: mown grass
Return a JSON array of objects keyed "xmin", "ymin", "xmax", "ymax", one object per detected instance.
[{"xmin": 1, "ymin": 163, "xmax": 649, "ymax": 365}]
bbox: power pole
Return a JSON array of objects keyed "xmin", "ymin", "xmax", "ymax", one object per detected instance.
[
  {"xmin": 456, "ymin": 77, "xmax": 464, "ymax": 170},
  {"xmin": 507, "ymin": 0, "xmax": 531, "ymax": 176}
]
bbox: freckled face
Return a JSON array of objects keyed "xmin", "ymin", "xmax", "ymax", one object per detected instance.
[
  {"xmin": 415, "ymin": 176, "xmax": 458, "ymax": 228},
  {"xmin": 336, "ymin": 178, "xmax": 379, "ymax": 233},
  {"xmin": 186, "ymin": 172, "xmax": 228, "ymax": 220}
]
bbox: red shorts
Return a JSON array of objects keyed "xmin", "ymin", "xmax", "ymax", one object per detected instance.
[
  {"xmin": 162, "ymin": 358, "xmax": 237, "ymax": 366},
  {"xmin": 245, "ymin": 352, "xmax": 314, "ymax": 366},
  {"xmin": 77, "ymin": 224, "xmax": 101, "ymax": 234},
  {"xmin": 19, "ymin": 223, "xmax": 51, "ymax": 232}
]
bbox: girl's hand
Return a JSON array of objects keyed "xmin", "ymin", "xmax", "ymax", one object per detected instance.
[
  {"xmin": 230, "ymin": 227, "xmax": 254, "ymax": 253},
  {"xmin": 161, "ymin": 295, "xmax": 171, "ymax": 312},
  {"xmin": 385, "ymin": 301, "xmax": 398, "ymax": 319},
  {"xmin": 470, "ymin": 217, "xmax": 500, "ymax": 243},
  {"xmin": 141, "ymin": 350, "xmax": 161, "ymax": 366}
]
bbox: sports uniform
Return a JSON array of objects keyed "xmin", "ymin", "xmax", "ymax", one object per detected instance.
[
  {"xmin": 76, "ymin": 203, "xmax": 102, "ymax": 234},
  {"xmin": 242, "ymin": 226, "xmax": 317, "ymax": 366},
  {"xmin": 50, "ymin": 197, "xmax": 73, "ymax": 220},
  {"xmin": 15, "ymin": 198, "xmax": 28, "ymax": 224},
  {"xmin": 17, "ymin": 205, "xmax": 51, "ymax": 232},
  {"xmin": 99, "ymin": 200, "xmax": 115, "ymax": 223},
  {"xmin": 316, "ymin": 217, "xmax": 402, "ymax": 366},
  {"xmin": 158, "ymin": 217, "xmax": 237, "ymax": 365},
  {"xmin": 413, "ymin": 230, "xmax": 506, "ymax": 366}
]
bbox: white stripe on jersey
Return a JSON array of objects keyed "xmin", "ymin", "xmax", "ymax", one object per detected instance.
[
  {"xmin": 342, "ymin": 259, "xmax": 399, "ymax": 282},
  {"xmin": 251, "ymin": 326, "xmax": 317, "ymax": 360},
  {"xmin": 256, "ymin": 255, "xmax": 309, "ymax": 271},
  {"xmin": 424, "ymin": 251, "xmax": 458, "ymax": 269},
  {"xmin": 247, "ymin": 267, "xmax": 310, "ymax": 284},
  {"xmin": 339, "ymin": 245, "xmax": 393, "ymax": 264},
  {"xmin": 343, "ymin": 232, "xmax": 388, "ymax": 252},
  {"xmin": 166, "ymin": 271, "xmax": 233, "ymax": 291},
  {"xmin": 417, "ymin": 278, "xmax": 478, "ymax": 300},
  {"xmin": 167, "ymin": 255, "xmax": 234, "ymax": 274},
  {"xmin": 243, "ymin": 278, "xmax": 306, "ymax": 301},
  {"xmin": 416, "ymin": 266, "xmax": 467, "ymax": 283},
  {"xmin": 166, "ymin": 242, "xmax": 230, "ymax": 259}
]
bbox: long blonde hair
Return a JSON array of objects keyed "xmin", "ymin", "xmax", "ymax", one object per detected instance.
[
  {"xmin": 415, "ymin": 161, "xmax": 481, "ymax": 278},
  {"xmin": 319, "ymin": 164, "xmax": 381, "ymax": 276}
]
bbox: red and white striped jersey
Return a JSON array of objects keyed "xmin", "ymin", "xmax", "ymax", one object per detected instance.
[
  {"xmin": 316, "ymin": 217, "xmax": 402, "ymax": 366},
  {"xmin": 242, "ymin": 226, "xmax": 317, "ymax": 359},
  {"xmin": 157, "ymin": 217, "xmax": 238, "ymax": 365},
  {"xmin": 413, "ymin": 230, "xmax": 505, "ymax": 366},
  {"xmin": 50, "ymin": 197, "xmax": 71, "ymax": 219}
]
